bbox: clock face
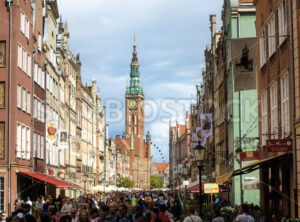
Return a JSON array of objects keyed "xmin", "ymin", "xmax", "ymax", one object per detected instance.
[{"xmin": 128, "ymin": 99, "xmax": 137, "ymax": 109}]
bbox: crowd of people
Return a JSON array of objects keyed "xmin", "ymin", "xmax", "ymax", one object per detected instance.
[{"xmin": 0, "ymin": 192, "xmax": 258, "ymax": 222}]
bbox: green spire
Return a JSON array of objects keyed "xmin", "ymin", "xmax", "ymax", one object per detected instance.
[
  {"xmin": 127, "ymin": 34, "xmax": 144, "ymax": 95},
  {"xmin": 130, "ymin": 132, "xmax": 134, "ymax": 150},
  {"xmin": 146, "ymin": 130, "xmax": 151, "ymax": 141}
]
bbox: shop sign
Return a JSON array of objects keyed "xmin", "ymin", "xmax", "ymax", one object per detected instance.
[
  {"xmin": 204, "ymin": 183, "xmax": 219, "ymax": 194},
  {"xmin": 239, "ymin": 151, "xmax": 260, "ymax": 161},
  {"xmin": 266, "ymin": 138, "xmax": 292, "ymax": 152},
  {"xmin": 48, "ymin": 168, "xmax": 54, "ymax": 175}
]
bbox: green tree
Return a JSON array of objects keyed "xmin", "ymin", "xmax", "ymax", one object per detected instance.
[
  {"xmin": 117, "ymin": 175, "xmax": 134, "ymax": 188},
  {"xmin": 150, "ymin": 175, "xmax": 163, "ymax": 189}
]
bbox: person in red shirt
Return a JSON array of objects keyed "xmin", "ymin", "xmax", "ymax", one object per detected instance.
[{"xmin": 150, "ymin": 205, "xmax": 170, "ymax": 222}]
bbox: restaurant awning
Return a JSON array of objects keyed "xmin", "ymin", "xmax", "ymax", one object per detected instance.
[
  {"xmin": 19, "ymin": 171, "xmax": 78, "ymax": 190},
  {"xmin": 216, "ymin": 153, "xmax": 291, "ymax": 184},
  {"xmin": 233, "ymin": 152, "xmax": 290, "ymax": 176},
  {"xmin": 216, "ymin": 172, "xmax": 233, "ymax": 184}
]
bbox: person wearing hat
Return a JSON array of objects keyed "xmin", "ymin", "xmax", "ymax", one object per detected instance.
[{"xmin": 26, "ymin": 197, "xmax": 32, "ymax": 207}]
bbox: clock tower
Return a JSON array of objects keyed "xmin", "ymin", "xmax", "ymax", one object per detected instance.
[{"xmin": 125, "ymin": 35, "xmax": 144, "ymax": 156}]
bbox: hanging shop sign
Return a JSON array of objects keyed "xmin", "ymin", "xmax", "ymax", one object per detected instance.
[
  {"xmin": 71, "ymin": 137, "xmax": 81, "ymax": 156},
  {"xmin": 204, "ymin": 183, "xmax": 219, "ymax": 194},
  {"xmin": 266, "ymin": 138, "xmax": 292, "ymax": 152},
  {"xmin": 231, "ymin": 38, "xmax": 257, "ymax": 92},
  {"xmin": 59, "ymin": 130, "xmax": 68, "ymax": 148},
  {"xmin": 239, "ymin": 151, "xmax": 260, "ymax": 161},
  {"xmin": 46, "ymin": 121, "xmax": 58, "ymax": 144}
]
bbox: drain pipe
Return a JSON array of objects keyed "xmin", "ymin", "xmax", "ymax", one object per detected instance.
[
  {"xmin": 7, "ymin": 0, "xmax": 13, "ymax": 215},
  {"xmin": 289, "ymin": 0, "xmax": 298, "ymax": 218},
  {"xmin": 31, "ymin": 49, "xmax": 36, "ymax": 172}
]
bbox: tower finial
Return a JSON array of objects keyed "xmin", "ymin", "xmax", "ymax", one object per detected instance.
[{"xmin": 134, "ymin": 33, "xmax": 136, "ymax": 47}]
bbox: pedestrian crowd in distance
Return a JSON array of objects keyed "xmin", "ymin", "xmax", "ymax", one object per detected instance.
[{"xmin": 0, "ymin": 192, "xmax": 258, "ymax": 222}]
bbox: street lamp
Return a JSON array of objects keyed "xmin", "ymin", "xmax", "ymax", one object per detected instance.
[
  {"xmin": 235, "ymin": 147, "xmax": 244, "ymax": 204},
  {"xmin": 82, "ymin": 173, "xmax": 88, "ymax": 194},
  {"xmin": 192, "ymin": 141, "xmax": 206, "ymax": 217}
]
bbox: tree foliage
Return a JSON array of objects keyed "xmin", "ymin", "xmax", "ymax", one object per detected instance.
[
  {"xmin": 116, "ymin": 175, "xmax": 134, "ymax": 188},
  {"xmin": 150, "ymin": 175, "xmax": 163, "ymax": 189}
]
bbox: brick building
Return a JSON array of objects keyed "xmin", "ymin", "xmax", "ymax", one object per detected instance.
[
  {"xmin": 255, "ymin": 0, "xmax": 295, "ymax": 217},
  {"xmin": 0, "ymin": 0, "xmax": 34, "ymax": 214}
]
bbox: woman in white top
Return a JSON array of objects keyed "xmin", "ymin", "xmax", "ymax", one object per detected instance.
[{"xmin": 61, "ymin": 198, "xmax": 73, "ymax": 216}]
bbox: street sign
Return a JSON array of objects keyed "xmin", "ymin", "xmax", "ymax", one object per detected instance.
[
  {"xmin": 266, "ymin": 138, "xmax": 292, "ymax": 152},
  {"xmin": 204, "ymin": 183, "xmax": 219, "ymax": 194},
  {"xmin": 239, "ymin": 151, "xmax": 260, "ymax": 161}
]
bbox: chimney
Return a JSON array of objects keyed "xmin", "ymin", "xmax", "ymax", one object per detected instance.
[{"xmin": 210, "ymin": 14, "xmax": 216, "ymax": 41}]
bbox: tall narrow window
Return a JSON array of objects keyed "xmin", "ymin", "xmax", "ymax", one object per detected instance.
[
  {"xmin": 20, "ymin": 12, "xmax": 25, "ymax": 34},
  {"xmin": 22, "ymin": 49, "xmax": 27, "ymax": 72},
  {"xmin": 261, "ymin": 91, "xmax": 268, "ymax": 145},
  {"xmin": 34, "ymin": 63, "xmax": 38, "ymax": 82},
  {"xmin": 26, "ymin": 128, "xmax": 30, "ymax": 160},
  {"xmin": 281, "ymin": 73, "xmax": 290, "ymax": 137},
  {"xmin": 21, "ymin": 126, "xmax": 26, "ymax": 158},
  {"xmin": 33, "ymin": 98, "xmax": 37, "ymax": 118},
  {"xmin": 33, "ymin": 133, "xmax": 36, "ymax": 158},
  {"xmin": 0, "ymin": 123, "xmax": 4, "ymax": 159},
  {"xmin": 37, "ymin": 101, "xmax": 41, "ymax": 121},
  {"xmin": 26, "ymin": 91, "xmax": 30, "ymax": 114},
  {"xmin": 278, "ymin": 0, "xmax": 287, "ymax": 45},
  {"xmin": 40, "ymin": 136, "xmax": 44, "ymax": 160},
  {"xmin": 37, "ymin": 134, "xmax": 40, "ymax": 159},
  {"xmin": 16, "ymin": 123, "xmax": 21, "ymax": 158},
  {"xmin": 41, "ymin": 71, "xmax": 45, "ymax": 89},
  {"xmin": 260, "ymin": 29, "xmax": 267, "ymax": 67},
  {"xmin": 268, "ymin": 14, "xmax": 276, "ymax": 57},
  {"xmin": 22, "ymin": 88, "xmax": 26, "ymax": 112},
  {"xmin": 17, "ymin": 85, "xmax": 21, "ymax": 109},
  {"xmin": 0, "ymin": 82, "xmax": 4, "ymax": 109},
  {"xmin": 27, "ymin": 54, "xmax": 31, "ymax": 77},
  {"xmin": 17, "ymin": 44, "xmax": 22, "ymax": 68},
  {"xmin": 0, "ymin": 178, "xmax": 4, "ymax": 212},
  {"xmin": 38, "ymin": 34, "xmax": 42, "ymax": 51},
  {"xmin": 270, "ymin": 83, "xmax": 278, "ymax": 138},
  {"xmin": 25, "ymin": 17, "xmax": 29, "ymax": 39}
]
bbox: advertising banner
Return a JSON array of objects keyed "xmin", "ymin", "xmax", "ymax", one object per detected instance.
[
  {"xmin": 59, "ymin": 130, "xmax": 68, "ymax": 148},
  {"xmin": 71, "ymin": 137, "xmax": 81, "ymax": 156},
  {"xmin": 204, "ymin": 183, "xmax": 219, "ymax": 194},
  {"xmin": 46, "ymin": 121, "xmax": 58, "ymax": 144},
  {"xmin": 231, "ymin": 38, "xmax": 257, "ymax": 92}
]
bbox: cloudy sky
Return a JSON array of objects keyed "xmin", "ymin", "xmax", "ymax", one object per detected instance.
[{"xmin": 58, "ymin": 0, "xmax": 223, "ymax": 162}]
